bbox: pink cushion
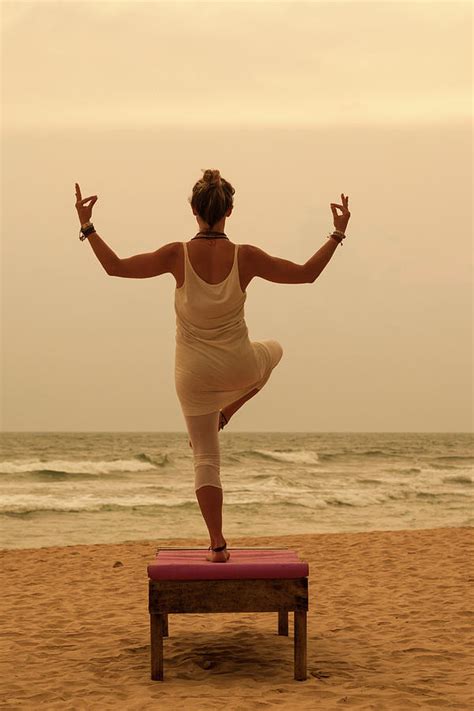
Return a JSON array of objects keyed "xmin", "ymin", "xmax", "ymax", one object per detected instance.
[{"xmin": 147, "ymin": 548, "xmax": 309, "ymax": 581}]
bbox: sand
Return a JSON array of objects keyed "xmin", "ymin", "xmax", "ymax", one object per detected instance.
[{"xmin": 0, "ymin": 526, "xmax": 473, "ymax": 710}]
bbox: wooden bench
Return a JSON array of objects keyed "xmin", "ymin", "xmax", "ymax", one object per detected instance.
[{"xmin": 147, "ymin": 547, "xmax": 309, "ymax": 681}]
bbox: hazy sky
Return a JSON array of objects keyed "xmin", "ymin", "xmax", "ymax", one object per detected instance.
[{"xmin": 1, "ymin": 0, "xmax": 472, "ymax": 432}]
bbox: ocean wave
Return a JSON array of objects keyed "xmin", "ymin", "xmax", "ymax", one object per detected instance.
[
  {"xmin": 1, "ymin": 484, "xmax": 470, "ymax": 518},
  {"xmin": 249, "ymin": 449, "xmax": 320, "ymax": 465},
  {"xmin": 0, "ymin": 456, "xmax": 167, "ymax": 477},
  {"xmin": 433, "ymin": 455, "xmax": 474, "ymax": 462},
  {"xmin": 356, "ymin": 449, "xmax": 390, "ymax": 456},
  {"xmin": 384, "ymin": 467, "xmax": 422, "ymax": 475},
  {"xmin": 430, "ymin": 457, "xmax": 474, "ymax": 470},
  {"xmin": 135, "ymin": 452, "xmax": 169, "ymax": 467},
  {"xmin": 441, "ymin": 475, "xmax": 472, "ymax": 485},
  {"xmin": 0, "ymin": 500, "xmax": 196, "ymax": 516},
  {"xmin": 324, "ymin": 496, "xmax": 357, "ymax": 507}
]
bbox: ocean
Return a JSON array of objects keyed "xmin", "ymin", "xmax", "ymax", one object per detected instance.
[{"xmin": 0, "ymin": 432, "xmax": 472, "ymax": 550}]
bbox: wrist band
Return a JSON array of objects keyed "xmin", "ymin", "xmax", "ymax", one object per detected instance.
[
  {"xmin": 79, "ymin": 221, "xmax": 96, "ymax": 241},
  {"xmin": 328, "ymin": 229, "xmax": 346, "ymax": 246}
]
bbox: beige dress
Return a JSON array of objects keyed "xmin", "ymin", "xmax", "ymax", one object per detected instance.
[{"xmin": 174, "ymin": 241, "xmax": 283, "ymax": 416}]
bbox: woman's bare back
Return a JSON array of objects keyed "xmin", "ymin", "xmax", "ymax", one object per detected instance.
[{"xmin": 174, "ymin": 240, "xmax": 251, "ymax": 292}]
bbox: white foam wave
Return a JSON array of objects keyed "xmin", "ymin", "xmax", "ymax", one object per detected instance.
[
  {"xmin": 253, "ymin": 449, "xmax": 320, "ymax": 465},
  {"xmin": 0, "ymin": 458, "xmax": 158, "ymax": 475}
]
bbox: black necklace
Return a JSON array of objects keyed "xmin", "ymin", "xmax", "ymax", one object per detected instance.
[{"xmin": 192, "ymin": 231, "xmax": 229, "ymax": 241}]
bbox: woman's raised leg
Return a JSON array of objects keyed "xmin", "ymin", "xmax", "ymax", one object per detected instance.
[
  {"xmin": 189, "ymin": 340, "xmax": 284, "ymax": 447},
  {"xmin": 222, "ymin": 339, "xmax": 284, "ymax": 426}
]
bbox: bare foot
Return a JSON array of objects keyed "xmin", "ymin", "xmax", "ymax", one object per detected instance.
[
  {"xmin": 205, "ymin": 541, "xmax": 230, "ymax": 562},
  {"xmin": 189, "ymin": 409, "xmax": 230, "ymax": 448},
  {"xmin": 218, "ymin": 408, "xmax": 230, "ymax": 431}
]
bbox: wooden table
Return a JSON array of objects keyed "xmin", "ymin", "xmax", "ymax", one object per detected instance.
[{"xmin": 147, "ymin": 547, "xmax": 309, "ymax": 681}]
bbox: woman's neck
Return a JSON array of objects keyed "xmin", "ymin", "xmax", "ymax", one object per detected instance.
[{"xmin": 192, "ymin": 231, "xmax": 229, "ymax": 241}]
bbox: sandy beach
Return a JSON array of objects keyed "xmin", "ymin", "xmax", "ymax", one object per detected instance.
[{"xmin": 1, "ymin": 526, "xmax": 472, "ymax": 710}]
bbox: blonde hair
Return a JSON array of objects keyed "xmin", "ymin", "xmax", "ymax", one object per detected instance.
[{"xmin": 188, "ymin": 169, "xmax": 235, "ymax": 229}]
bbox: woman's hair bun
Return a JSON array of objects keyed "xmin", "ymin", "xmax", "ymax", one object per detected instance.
[
  {"xmin": 189, "ymin": 169, "xmax": 235, "ymax": 229},
  {"xmin": 202, "ymin": 168, "xmax": 221, "ymax": 186}
]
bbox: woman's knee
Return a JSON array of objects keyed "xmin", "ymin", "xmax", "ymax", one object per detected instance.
[
  {"xmin": 190, "ymin": 428, "xmax": 221, "ymax": 491},
  {"xmin": 194, "ymin": 463, "xmax": 222, "ymax": 491},
  {"xmin": 270, "ymin": 340, "xmax": 284, "ymax": 367}
]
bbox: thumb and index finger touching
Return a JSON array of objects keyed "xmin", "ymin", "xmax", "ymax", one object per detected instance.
[
  {"xmin": 75, "ymin": 182, "xmax": 97, "ymax": 205},
  {"xmin": 331, "ymin": 193, "xmax": 350, "ymax": 214}
]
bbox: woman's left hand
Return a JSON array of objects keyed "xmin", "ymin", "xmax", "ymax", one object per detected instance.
[{"xmin": 75, "ymin": 182, "xmax": 98, "ymax": 225}]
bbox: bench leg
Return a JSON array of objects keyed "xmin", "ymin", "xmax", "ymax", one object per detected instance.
[
  {"xmin": 278, "ymin": 610, "xmax": 288, "ymax": 635},
  {"xmin": 294, "ymin": 610, "xmax": 307, "ymax": 681},
  {"xmin": 163, "ymin": 613, "xmax": 169, "ymax": 637},
  {"xmin": 150, "ymin": 613, "xmax": 164, "ymax": 681}
]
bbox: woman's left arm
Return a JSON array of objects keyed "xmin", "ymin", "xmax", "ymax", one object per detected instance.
[{"xmin": 108, "ymin": 241, "xmax": 179, "ymax": 279}]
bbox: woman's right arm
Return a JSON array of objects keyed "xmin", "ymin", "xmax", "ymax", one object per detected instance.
[
  {"xmin": 245, "ymin": 244, "xmax": 311, "ymax": 284},
  {"xmin": 246, "ymin": 238, "xmax": 339, "ymax": 284},
  {"xmin": 302, "ymin": 237, "xmax": 340, "ymax": 282}
]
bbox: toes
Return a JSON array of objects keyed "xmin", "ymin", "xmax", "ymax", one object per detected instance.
[{"xmin": 218, "ymin": 411, "xmax": 227, "ymax": 431}]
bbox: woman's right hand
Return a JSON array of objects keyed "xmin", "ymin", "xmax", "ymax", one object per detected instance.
[{"xmin": 330, "ymin": 193, "xmax": 350, "ymax": 233}]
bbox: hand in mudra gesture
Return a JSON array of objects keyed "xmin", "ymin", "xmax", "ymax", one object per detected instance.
[
  {"xmin": 330, "ymin": 193, "xmax": 350, "ymax": 233},
  {"xmin": 75, "ymin": 182, "xmax": 98, "ymax": 226}
]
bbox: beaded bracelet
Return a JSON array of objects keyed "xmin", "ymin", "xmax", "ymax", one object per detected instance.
[
  {"xmin": 328, "ymin": 230, "xmax": 346, "ymax": 246},
  {"xmin": 79, "ymin": 221, "xmax": 96, "ymax": 241}
]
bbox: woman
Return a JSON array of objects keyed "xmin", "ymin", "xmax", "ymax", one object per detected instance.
[{"xmin": 75, "ymin": 170, "xmax": 350, "ymax": 563}]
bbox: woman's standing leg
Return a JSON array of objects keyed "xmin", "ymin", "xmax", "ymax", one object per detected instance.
[{"xmin": 184, "ymin": 411, "xmax": 229, "ymax": 560}]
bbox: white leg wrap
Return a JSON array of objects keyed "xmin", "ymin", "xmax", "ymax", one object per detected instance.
[{"xmin": 184, "ymin": 411, "xmax": 222, "ymax": 492}]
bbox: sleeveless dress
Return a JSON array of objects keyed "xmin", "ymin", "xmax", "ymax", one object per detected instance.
[{"xmin": 174, "ymin": 240, "xmax": 283, "ymax": 416}]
